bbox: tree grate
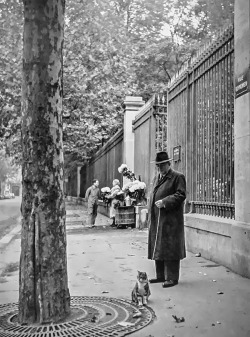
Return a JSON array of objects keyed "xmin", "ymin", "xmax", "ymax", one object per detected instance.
[{"xmin": 0, "ymin": 296, "xmax": 155, "ymax": 337}]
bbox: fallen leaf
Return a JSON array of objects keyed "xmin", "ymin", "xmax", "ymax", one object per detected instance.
[
  {"xmin": 172, "ymin": 315, "xmax": 185, "ymax": 323},
  {"xmin": 118, "ymin": 322, "xmax": 135, "ymax": 327},
  {"xmin": 91, "ymin": 315, "xmax": 98, "ymax": 323}
]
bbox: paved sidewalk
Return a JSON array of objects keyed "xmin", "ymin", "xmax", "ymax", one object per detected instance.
[
  {"xmin": 0, "ymin": 203, "xmax": 250, "ymax": 336},
  {"xmin": 0, "ymin": 196, "xmax": 21, "ymax": 241}
]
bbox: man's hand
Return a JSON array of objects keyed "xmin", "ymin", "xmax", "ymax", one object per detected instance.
[{"xmin": 155, "ymin": 200, "xmax": 164, "ymax": 208}]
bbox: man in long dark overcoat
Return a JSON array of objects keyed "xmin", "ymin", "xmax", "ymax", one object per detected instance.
[
  {"xmin": 148, "ymin": 151, "xmax": 186, "ymax": 288},
  {"xmin": 85, "ymin": 179, "xmax": 100, "ymax": 226}
]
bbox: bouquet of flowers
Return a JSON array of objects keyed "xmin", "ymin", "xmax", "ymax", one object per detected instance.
[
  {"xmin": 118, "ymin": 164, "xmax": 136, "ymax": 181},
  {"xmin": 118, "ymin": 163, "xmax": 146, "ymax": 205},
  {"xmin": 115, "ymin": 190, "xmax": 125, "ymax": 202},
  {"xmin": 112, "ymin": 191, "xmax": 125, "ymax": 208},
  {"xmin": 122, "ymin": 180, "xmax": 146, "ymax": 205},
  {"xmin": 100, "ymin": 187, "xmax": 111, "ymax": 205}
]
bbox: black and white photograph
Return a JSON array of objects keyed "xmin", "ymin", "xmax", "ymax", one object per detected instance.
[{"xmin": 0, "ymin": 0, "xmax": 249, "ymax": 336}]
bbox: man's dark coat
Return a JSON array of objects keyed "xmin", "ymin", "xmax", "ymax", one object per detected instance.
[{"xmin": 148, "ymin": 168, "xmax": 186, "ymax": 261}]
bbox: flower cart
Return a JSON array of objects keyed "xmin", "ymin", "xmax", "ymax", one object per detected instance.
[
  {"xmin": 116, "ymin": 164, "xmax": 147, "ymax": 228},
  {"xmin": 115, "ymin": 205, "xmax": 136, "ymax": 228}
]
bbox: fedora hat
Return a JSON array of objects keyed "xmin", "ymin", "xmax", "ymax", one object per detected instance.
[{"xmin": 153, "ymin": 151, "xmax": 172, "ymax": 164}]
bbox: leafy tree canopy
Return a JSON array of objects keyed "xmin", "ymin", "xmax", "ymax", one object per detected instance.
[
  {"xmin": 0, "ymin": 0, "xmax": 233, "ymax": 172},
  {"xmin": 0, "ymin": 0, "xmax": 22, "ymax": 161}
]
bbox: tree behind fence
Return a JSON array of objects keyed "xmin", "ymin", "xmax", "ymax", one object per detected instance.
[{"xmin": 68, "ymin": 24, "xmax": 234, "ymax": 221}]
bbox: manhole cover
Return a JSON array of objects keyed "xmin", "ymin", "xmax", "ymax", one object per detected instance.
[{"xmin": 0, "ymin": 296, "xmax": 155, "ymax": 336}]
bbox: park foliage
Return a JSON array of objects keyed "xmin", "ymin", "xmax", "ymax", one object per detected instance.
[{"xmin": 0, "ymin": 0, "xmax": 233, "ymax": 172}]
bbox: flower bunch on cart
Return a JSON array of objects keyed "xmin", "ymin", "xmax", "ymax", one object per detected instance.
[
  {"xmin": 122, "ymin": 180, "xmax": 146, "ymax": 205},
  {"xmin": 115, "ymin": 191, "xmax": 125, "ymax": 202},
  {"xmin": 118, "ymin": 164, "xmax": 136, "ymax": 181},
  {"xmin": 100, "ymin": 187, "xmax": 111, "ymax": 205},
  {"xmin": 113, "ymin": 191, "xmax": 125, "ymax": 208}
]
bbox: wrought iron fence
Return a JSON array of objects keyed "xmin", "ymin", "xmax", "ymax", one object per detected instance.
[
  {"xmin": 154, "ymin": 93, "xmax": 168, "ymax": 152},
  {"xmin": 168, "ymin": 25, "xmax": 234, "ymax": 219}
]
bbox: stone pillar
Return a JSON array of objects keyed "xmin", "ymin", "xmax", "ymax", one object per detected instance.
[
  {"xmin": 123, "ymin": 96, "xmax": 144, "ymax": 182},
  {"xmin": 77, "ymin": 166, "xmax": 81, "ymax": 198},
  {"xmin": 232, "ymin": 0, "xmax": 250, "ymax": 278}
]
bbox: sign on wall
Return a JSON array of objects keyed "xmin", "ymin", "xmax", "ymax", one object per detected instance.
[
  {"xmin": 235, "ymin": 68, "xmax": 250, "ymax": 99},
  {"xmin": 173, "ymin": 145, "xmax": 181, "ymax": 162}
]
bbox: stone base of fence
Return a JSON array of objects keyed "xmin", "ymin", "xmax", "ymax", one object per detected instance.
[
  {"xmin": 66, "ymin": 196, "xmax": 148, "ymax": 229},
  {"xmin": 184, "ymin": 214, "xmax": 234, "ymax": 269},
  {"xmin": 231, "ymin": 222, "xmax": 250, "ymax": 278},
  {"xmin": 184, "ymin": 213, "xmax": 250, "ymax": 278}
]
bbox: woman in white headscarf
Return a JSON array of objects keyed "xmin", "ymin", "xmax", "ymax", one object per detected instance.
[{"xmin": 107, "ymin": 179, "xmax": 121, "ymax": 227}]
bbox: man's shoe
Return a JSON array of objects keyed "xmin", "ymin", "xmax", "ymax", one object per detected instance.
[
  {"xmin": 162, "ymin": 280, "xmax": 178, "ymax": 288},
  {"xmin": 149, "ymin": 278, "xmax": 165, "ymax": 284}
]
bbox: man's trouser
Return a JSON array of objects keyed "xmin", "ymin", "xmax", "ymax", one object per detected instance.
[
  {"xmin": 155, "ymin": 260, "xmax": 180, "ymax": 281},
  {"xmin": 88, "ymin": 203, "xmax": 98, "ymax": 225}
]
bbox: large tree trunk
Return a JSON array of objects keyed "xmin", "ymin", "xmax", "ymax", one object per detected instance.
[{"xmin": 19, "ymin": 0, "xmax": 70, "ymax": 324}]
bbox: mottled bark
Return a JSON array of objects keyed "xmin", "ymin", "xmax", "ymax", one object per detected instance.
[{"xmin": 19, "ymin": 0, "xmax": 70, "ymax": 324}]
